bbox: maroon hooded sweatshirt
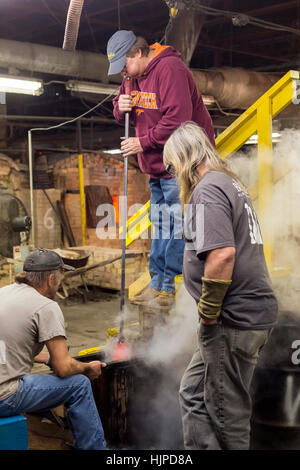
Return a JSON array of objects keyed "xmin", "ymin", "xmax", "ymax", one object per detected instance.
[{"xmin": 113, "ymin": 43, "xmax": 215, "ymax": 179}]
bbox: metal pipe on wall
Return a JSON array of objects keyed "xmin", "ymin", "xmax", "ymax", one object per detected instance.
[
  {"xmin": 27, "ymin": 130, "xmax": 35, "ymax": 247},
  {"xmin": 3, "ymin": 114, "xmax": 117, "ymax": 125},
  {"xmin": 0, "ymin": 39, "xmax": 115, "ymax": 83}
]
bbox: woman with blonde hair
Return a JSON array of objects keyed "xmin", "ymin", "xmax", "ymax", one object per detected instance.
[{"xmin": 164, "ymin": 121, "xmax": 278, "ymax": 450}]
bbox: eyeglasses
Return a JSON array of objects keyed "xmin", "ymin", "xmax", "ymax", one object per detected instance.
[{"xmin": 165, "ymin": 163, "xmax": 176, "ymax": 176}]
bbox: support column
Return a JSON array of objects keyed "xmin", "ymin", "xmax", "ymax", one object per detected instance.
[
  {"xmin": 257, "ymin": 98, "xmax": 273, "ymax": 269},
  {"xmin": 77, "ymin": 120, "xmax": 86, "ymax": 245},
  {"xmin": 0, "ymin": 93, "xmax": 7, "ymax": 147}
]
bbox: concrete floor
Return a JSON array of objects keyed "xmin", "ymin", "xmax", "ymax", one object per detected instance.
[{"xmin": 60, "ymin": 289, "xmax": 140, "ymax": 357}]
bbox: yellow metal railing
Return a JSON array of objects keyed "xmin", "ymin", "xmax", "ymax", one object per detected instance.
[
  {"xmin": 120, "ymin": 70, "xmax": 299, "ymax": 269},
  {"xmin": 119, "ymin": 200, "xmax": 150, "ymax": 246},
  {"xmin": 216, "ymin": 70, "xmax": 299, "ymax": 267}
]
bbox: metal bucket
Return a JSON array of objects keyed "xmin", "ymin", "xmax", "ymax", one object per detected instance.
[
  {"xmin": 251, "ymin": 311, "xmax": 300, "ymax": 449},
  {"xmin": 77, "ymin": 352, "xmax": 184, "ymax": 449},
  {"xmin": 60, "ymin": 249, "xmax": 90, "ymax": 269}
]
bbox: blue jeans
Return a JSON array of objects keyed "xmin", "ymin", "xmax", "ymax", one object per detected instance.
[
  {"xmin": 0, "ymin": 374, "xmax": 106, "ymax": 450},
  {"xmin": 179, "ymin": 321, "xmax": 271, "ymax": 450},
  {"xmin": 148, "ymin": 177, "xmax": 184, "ymax": 293}
]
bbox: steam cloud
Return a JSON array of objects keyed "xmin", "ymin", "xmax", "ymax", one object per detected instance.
[{"xmin": 230, "ymin": 129, "xmax": 300, "ymax": 314}]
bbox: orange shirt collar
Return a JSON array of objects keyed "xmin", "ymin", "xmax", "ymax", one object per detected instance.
[{"xmin": 150, "ymin": 42, "xmax": 170, "ymax": 58}]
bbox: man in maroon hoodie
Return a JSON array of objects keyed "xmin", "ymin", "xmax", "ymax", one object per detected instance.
[{"xmin": 107, "ymin": 30, "xmax": 215, "ymax": 306}]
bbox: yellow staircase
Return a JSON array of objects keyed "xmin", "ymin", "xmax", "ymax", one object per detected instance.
[{"xmin": 121, "ymin": 70, "xmax": 299, "ymax": 297}]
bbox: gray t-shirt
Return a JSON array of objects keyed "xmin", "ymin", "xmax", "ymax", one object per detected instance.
[
  {"xmin": 183, "ymin": 170, "xmax": 278, "ymax": 330},
  {"xmin": 0, "ymin": 283, "xmax": 66, "ymax": 400}
]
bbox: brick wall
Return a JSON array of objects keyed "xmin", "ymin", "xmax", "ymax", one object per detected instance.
[
  {"xmin": 54, "ymin": 153, "xmax": 151, "ymax": 251},
  {"xmin": 0, "ymin": 152, "xmax": 151, "ymax": 253},
  {"xmin": 34, "ymin": 189, "xmax": 62, "ymax": 248}
]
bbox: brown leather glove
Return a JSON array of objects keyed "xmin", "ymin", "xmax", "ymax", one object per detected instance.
[{"xmin": 198, "ymin": 277, "xmax": 232, "ymax": 321}]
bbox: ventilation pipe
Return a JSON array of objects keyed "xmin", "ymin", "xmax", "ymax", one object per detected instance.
[
  {"xmin": 192, "ymin": 67, "xmax": 279, "ymax": 109},
  {"xmin": 63, "ymin": 0, "xmax": 85, "ymax": 51},
  {"xmin": 165, "ymin": 0, "xmax": 213, "ymax": 66},
  {"xmin": 165, "ymin": 8, "xmax": 205, "ymax": 66},
  {"xmin": 0, "ymin": 39, "xmax": 115, "ymax": 83}
]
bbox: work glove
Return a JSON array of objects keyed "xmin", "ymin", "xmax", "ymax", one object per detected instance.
[{"xmin": 198, "ymin": 277, "xmax": 232, "ymax": 321}]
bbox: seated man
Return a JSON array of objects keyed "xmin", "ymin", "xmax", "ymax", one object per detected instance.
[{"xmin": 0, "ymin": 248, "xmax": 106, "ymax": 450}]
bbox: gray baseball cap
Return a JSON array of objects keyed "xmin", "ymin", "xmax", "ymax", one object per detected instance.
[
  {"xmin": 24, "ymin": 248, "xmax": 75, "ymax": 272},
  {"xmin": 107, "ymin": 30, "xmax": 137, "ymax": 76}
]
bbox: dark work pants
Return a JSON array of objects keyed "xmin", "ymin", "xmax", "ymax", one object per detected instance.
[{"xmin": 179, "ymin": 320, "xmax": 272, "ymax": 450}]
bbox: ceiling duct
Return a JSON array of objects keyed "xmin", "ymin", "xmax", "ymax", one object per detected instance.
[
  {"xmin": 63, "ymin": 0, "xmax": 85, "ymax": 52},
  {"xmin": 0, "ymin": 39, "xmax": 116, "ymax": 83},
  {"xmin": 164, "ymin": 0, "xmax": 213, "ymax": 66},
  {"xmin": 191, "ymin": 67, "xmax": 279, "ymax": 109},
  {"xmin": 165, "ymin": 8, "xmax": 205, "ymax": 66}
]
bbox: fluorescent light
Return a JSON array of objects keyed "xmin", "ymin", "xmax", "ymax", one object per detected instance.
[
  {"xmin": 66, "ymin": 80, "xmax": 119, "ymax": 96},
  {"xmin": 245, "ymin": 132, "xmax": 281, "ymax": 145},
  {"xmin": 0, "ymin": 74, "xmax": 43, "ymax": 96},
  {"xmin": 103, "ymin": 149, "xmax": 121, "ymax": 155},
  {"xmin": 272, "ymin": 132, "xmax": 281, "ymax": 139}
]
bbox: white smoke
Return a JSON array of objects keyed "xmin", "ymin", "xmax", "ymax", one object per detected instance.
[
  {"xmin": 230, "ymin": 128, "xmax": 300, "ymax": 314},
  {"xmin": 134, "ymin": 283, "xmax": 198, "ymax": 368},
  {"xmin": 128, "ymin": 282, "xmax": 198, "ymax": 449}
]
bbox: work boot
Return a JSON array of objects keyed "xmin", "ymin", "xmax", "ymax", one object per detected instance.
[
  {"xmin": 147, "ymin": 291, "xmax": 175, "ymax": 309},
  {"xmin": 129, "ymin": 287, "xmax": 160, "ymax": 305}
]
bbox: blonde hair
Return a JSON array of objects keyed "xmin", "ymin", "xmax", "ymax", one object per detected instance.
[{"xmin": 163, "ymin": 121, "xmax": 245, "ymax": 206}]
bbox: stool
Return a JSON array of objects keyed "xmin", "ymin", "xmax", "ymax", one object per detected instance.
[{"xmin": 0, "ymin": 415, "xmax": 28, "ymax": 450}]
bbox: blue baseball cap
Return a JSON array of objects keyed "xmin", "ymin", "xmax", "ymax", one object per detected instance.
[{"xmin": 107, "ymin": 30, "xmax": 137, "ymax": 76}]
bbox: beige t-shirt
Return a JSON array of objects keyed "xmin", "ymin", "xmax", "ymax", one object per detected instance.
[{"xmin": 0, "ymin": 283, "xmax": 66, "ymax": 401}]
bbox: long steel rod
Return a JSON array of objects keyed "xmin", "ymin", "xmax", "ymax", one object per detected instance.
[
  {"xmin": 119, "ymin": 78, "xmax": 131, "ymax": 341},
  {"xmin": 119, "ymin": 114, "xmax": 129, "ymax": 339}
]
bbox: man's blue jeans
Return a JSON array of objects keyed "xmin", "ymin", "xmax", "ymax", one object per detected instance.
[
  {"xmin": 0, "ymin": 373, "xmax": 106, "ymax": 450},
  {"xmin": 148, "ymin": 177, "xmax": 184, "ymax": 293}
]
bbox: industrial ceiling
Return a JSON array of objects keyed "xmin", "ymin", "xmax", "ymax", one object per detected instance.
[{"xmin": 0, "ymin": 0, "xmax": 299, "ymax": 161}]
